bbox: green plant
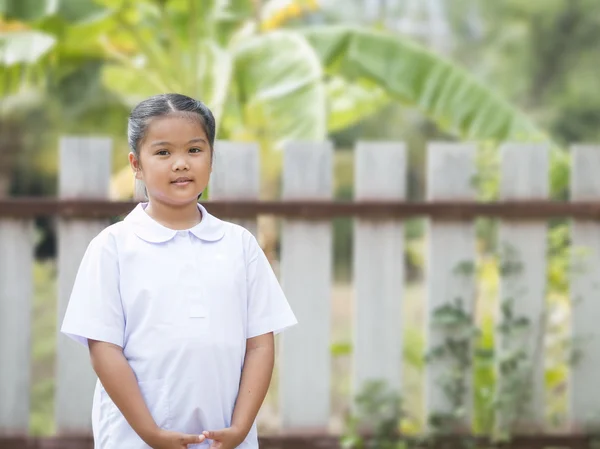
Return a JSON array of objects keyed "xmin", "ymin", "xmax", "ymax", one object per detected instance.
[
  {"xmin": 491, "ymin": 299, "xmax": 535, "ymax": 440},
  {"xmin": 341, "ymin": 240, "xmax": 588, "ymax": 448},
  {"xmin": 430, "ymin": 242, "xmax": 584, "ymax": 439},
  {"xmin": 422, "ymin": 260, "xmax": 476, "ymax": 437},
  {"xmin": 341, "ymin": 380, "xmax": 404, "ymax": 449},
  {"xmin": 426, "ymin": 295, "xmax": 477, "ymax": 435}
]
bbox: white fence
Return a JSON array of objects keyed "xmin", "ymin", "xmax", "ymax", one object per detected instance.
[{"xmin": 1, "ymin": 138, "xmax": 600, "ymax": 437}]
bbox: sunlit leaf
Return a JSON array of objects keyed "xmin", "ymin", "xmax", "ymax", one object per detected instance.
[
  {"xmin": 0, "ymin": 30, "xmax": 55, "ymax": 65},
  {"xmin": 233, "ymin": 29, "xmax": 326, "ymax": 146},
  {"xmin": 326, "ymin": 75, "xmax": 389, "ymax": 132}
]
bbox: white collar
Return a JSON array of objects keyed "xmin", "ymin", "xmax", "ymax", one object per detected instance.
[{"xmin": 124, "ymin": 202, "xmax": 225, "ymax": 243}]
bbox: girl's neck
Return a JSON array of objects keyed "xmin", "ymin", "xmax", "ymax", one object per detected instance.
[{"xmin": 144, "ymin": 199, "xmax": 202, "ymax": 231}]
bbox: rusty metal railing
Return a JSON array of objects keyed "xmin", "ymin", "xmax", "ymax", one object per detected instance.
[{"xmin": 2, "ymin": 198, "xmax": 600, "ymax": 220}]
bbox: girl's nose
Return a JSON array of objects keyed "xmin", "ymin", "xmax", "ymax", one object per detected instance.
[{"xmin": 173, "ymin": 157, "xmax": 189, "ymax": 171}]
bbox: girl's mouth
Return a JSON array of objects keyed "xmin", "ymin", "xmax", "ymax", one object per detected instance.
[{"xmin": 172, "ymin": 177, "xmax": 193, "ymax": 185}]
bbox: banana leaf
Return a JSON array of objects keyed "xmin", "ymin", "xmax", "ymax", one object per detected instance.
[
  {"xmin": 232, "ymin": 29, "xmax": 326, "ymax": 146},
  {"xmin": 302, "ymin": 25, "xmax": 547, "ymax": 142}
]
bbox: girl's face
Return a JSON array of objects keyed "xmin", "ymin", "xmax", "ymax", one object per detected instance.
[{"xmin": 129, "ymin": 114, "xmax": 212, "ymax": 207}]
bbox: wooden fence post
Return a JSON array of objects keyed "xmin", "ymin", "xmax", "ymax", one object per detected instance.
[
  {"xmin": 353, "ymin": 142, "xmax": 406, "ymax": 397},
  {"xmin": 55, "ymin": 137, "xmax": 112, "ymax": 433},
  {"xmin": 569, "ymin": 144, "xmax": 600, "ymax": 430},
  {"xmin": 0, "ymin": 219, "xmax": 34, "ymax": 434},
  {"xmin": 209, "ymin": 141, "xmax": 260, "ymax": 236},
  {"xmin": 279, "ymin": 141, "xmax": 333, "ymax": 430},
  {"xmin": 496, "ymin": 142, "xmax": 549, "ymax": 433},
  {"xmin": 425, "ymin": 143, "xmax": 477, "ymax": 432}
]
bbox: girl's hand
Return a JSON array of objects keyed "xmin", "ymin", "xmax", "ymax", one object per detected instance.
[
  {"xmin": 146, "ymin": 428, "xmax": 206, "ymax": 448},
  {"xmin": 202, "ymin": 427, "xmax": 246, "ymax": 449}
]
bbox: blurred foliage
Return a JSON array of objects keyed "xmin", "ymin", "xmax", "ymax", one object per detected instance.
[
  {"xmin": 1, "ymin": 0, "xmax": 551, "ymax": 198},
  {"xmin": 319, "ymin": 0, "xmax": 599, "ymax": 283},
  {"xmin": 5, "ymin": 0, "xmax": 599, "ymax": 438},
  {"xmin": 469, "ymin": 0, "xmax": 600, "ymax": 145},
  {"xmin": 304, "ymin": 25, "xmax": 544, "ymax": 143},
  {"xmin": 2, "ymin": 0, "xmax": 597, "ymax": 198},
  {"xmin": 341, "ymin": 246, "xmax": 579, "ymax": 442},
  {"xmin": 324, "ymin": 0, "xmax": 600, "ymax": 198}
]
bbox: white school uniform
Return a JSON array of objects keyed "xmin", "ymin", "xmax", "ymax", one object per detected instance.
[{"xmin": 61, "ymin": 202, "xmax": 297, "ymax": 449}]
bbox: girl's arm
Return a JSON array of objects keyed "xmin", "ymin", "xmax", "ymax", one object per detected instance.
[
  {"xmin": 89, "ymin": 340, "xmax": 159, "ymax": 441},
  {"xmin": 89, "ymin": 340, "xmax": 204, "ymax": 449},
  {"xmin": 231, "ymin": 332, "xmax": 275, "ymax": 433},
  {"xmin": 203, "ymin": 332, "xmax": 275, "ymax": 446}
]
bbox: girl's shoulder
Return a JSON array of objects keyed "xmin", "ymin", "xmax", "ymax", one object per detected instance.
[
  {"xmin": 83, "ymin": 221, "xmax": 127, "ymax": 255},
  {"xmin": 217, "ymin": 219, "xmax": 263, "ymax": 257}
]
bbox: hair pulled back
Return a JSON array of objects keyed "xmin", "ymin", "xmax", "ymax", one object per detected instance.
[{"xmin": 128, "ymin": 93, "xmax": 216, "ymax": 158}]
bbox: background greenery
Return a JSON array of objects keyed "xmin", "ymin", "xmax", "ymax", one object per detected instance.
[{"xmin": 1, "ymin": 0, "xmax": 597, "ymax": 438}]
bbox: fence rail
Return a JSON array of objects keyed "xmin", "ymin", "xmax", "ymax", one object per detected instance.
[{"xmin": 2, "ymin": 198, "xmax": 600, "ymax": 220}]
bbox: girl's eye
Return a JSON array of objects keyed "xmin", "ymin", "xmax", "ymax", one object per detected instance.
[
  {"xmin": 189, "ymin": 147, "xmax": 202, "ymax": 153},
  {"xmin": 156, "ymin": 150, "xmax": 169, "ymax": 156}
]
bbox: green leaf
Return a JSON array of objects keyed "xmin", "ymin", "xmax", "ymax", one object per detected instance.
[
  {"xmin": 233, "ymin": 29, "xmax": 326, "ymax": 146},
  {"xmin": 57, "ymin": 0, "xmax": 109, "ymax": 23},
  {"xmin": 215, "ymin": 0, "xmax": 253, "ymax": 21},
  {"xmin": 101, "ymin": 63, "xmax": 167, "ymax": 108},
  {"xmin": 0, "ymin": 31, "xmax": 56, "ymax": 66},
  {"xmin": 0, "ymin": 0, "xmax": 55, "ymax": 21},
  {"xmin": 340, "ymin": 435, "xmax": 362, "ymax": 449},
  {"xmin": 331, "ymin": 341, "xmax": 352, "ymax": 356},
  {"xmin": 0, "ymin": 0, "xmax": 108, "ymax": 23},
  {"xmin": 453, "ymin": 260, "xmax": 476, "ymax": 277},
  {"xmin": 326, "ymin": 75, "xmax": 390, "ymax": 133},
  {"xmin": 302, "ymin": 25, "xmax": 548, "ymax": 142}
]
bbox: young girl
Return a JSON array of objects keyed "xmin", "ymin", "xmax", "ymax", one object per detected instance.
[{"xmin": 61, "ymin": 93, "xmax": 297, "ymax": 449}]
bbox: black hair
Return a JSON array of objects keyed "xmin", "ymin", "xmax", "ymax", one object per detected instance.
[{"xmin": 127, "ymin": 93, "xmax": 216, "ymax": 159}]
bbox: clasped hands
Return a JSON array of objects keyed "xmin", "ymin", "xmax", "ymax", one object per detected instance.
[{"xmin": 147, "ymin": 425, "xmax": 246, "ymax": 449}]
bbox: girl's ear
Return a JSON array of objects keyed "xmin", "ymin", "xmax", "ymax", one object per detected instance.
[{"xmin": 128, "ymin": 152, "xmax": 142, "ymax": 180}]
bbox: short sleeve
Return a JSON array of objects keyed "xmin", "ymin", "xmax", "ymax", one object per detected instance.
[
  {"xmin": 60, "ymin": 230, "xmax": 125, "ymax": 348},
  {"xmin": 245, "ymin": 233, "xmax": 297, "ymax": 339}
]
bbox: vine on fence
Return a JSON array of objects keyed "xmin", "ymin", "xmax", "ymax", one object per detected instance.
[
  {"xmin": 425, "ymin": 259, "xmax": 476, "ymax": 437},
  {"xmin": 341, "ymin": 381, "xmax": 405, "ymax": 449},
  {"xmin": 341, "ymin": 243, "xmax": 586, "ymax": 449}
]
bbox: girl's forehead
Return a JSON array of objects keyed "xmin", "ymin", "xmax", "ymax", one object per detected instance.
[{"xmin": 144, "ymin": 114, "xmax": 208, "ymax": 142}]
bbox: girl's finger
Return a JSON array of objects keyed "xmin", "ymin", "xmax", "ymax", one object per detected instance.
[
  {"xmin": 179, "ymin": 433, "xmax": 205, "ymax": 445},
  {"xmin": 203, "ymin": 429, "xmax": 224, "ymax": 440}
]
